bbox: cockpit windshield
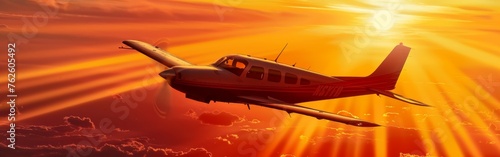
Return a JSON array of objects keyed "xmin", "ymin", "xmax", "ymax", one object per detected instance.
[
  {"xmin": 215, "ymin": 56, "xmax": 248, "ymax": 76},
  {"xmin": 213, "ymin": 57, "xmax": 227, "ymax": 65}
]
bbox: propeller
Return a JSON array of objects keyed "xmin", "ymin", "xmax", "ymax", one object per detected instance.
[
  {"xmin": 153, "ymin": 66, "xmax": 176, "ymax": 119},
  {"xmin": 152, "ymin": 38, "xmax": 173, "ymax": 118}
]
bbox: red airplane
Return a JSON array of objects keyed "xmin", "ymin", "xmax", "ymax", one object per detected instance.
[{"xmin": 122, "ymin": 40, "xmax": 429, "ymax": 127}]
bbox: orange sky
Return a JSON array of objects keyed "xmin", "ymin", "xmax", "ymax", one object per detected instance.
[{"xmin": 1, "ymin": 0, "xmax": 500, "ymax": 156}]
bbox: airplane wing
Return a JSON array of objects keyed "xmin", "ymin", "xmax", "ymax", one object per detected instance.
[
  {"xmin": 122, "ymin": 40, "xmax": 191, "ymax": 67},
  {"xmin": 368, "ymin": 88, "xmax": 430, "ymax": 107},
  {"xmin": 238, "ymin": 96, "xmax": 380, "ymax": 127}
]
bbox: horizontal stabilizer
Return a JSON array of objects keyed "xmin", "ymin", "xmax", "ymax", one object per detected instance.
[{"xmin": 369, "ymin": 88, "xmax": 430, "ymax": 107}]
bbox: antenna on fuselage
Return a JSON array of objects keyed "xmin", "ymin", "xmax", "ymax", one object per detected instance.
[{"xmin": 274, "ymin": 43, "xmax": 288, "ymax": 63}]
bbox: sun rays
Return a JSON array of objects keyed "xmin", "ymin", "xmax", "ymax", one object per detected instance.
[{"xmin": 0, "ymin": 0, "xmax": 499, "ymax": 156}]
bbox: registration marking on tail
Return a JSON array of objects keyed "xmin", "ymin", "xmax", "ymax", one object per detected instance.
[{"xmin": 312, "ymin": 85, "xmax": 343, "ymax": 97}]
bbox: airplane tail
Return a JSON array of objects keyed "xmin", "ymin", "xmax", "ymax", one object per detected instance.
[
  {"xmin": 336, "ymin": 43, "xmax": 428, "ymax": 106},
  {"xmin": 366, "ymin": 43, "xmax": 411, "ymax": 90}
]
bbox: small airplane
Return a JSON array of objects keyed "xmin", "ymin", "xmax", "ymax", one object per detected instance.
[{"xmin": 121, "ymin": 40, "xmax": 429, "ymax": 127}]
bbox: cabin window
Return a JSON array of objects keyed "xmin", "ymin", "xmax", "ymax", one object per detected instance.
[
  {"xmin": 219, "ymin": 57, "xmax": 248, "ymax": 76},
  {"xmin": 284, "ymin": 73, "xmax": 298, "ymax": 84},
  {"xmin": 300, "ymin": 78, "xmax": 311, "ymax": 85},
  {"xmin": 246, "ymin": 66, "xmax": 265, "ymax": 80},
  {"xmin": 267, "ymin": 69, "xmax": 281, "ymax": 82}
]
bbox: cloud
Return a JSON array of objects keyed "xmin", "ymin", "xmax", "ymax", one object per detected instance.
[
  {"xmin": 240, "ymin": 127, "xmax": 277, "ymax": 133},
  {"xmin": 10, "ymin": 116, "xmax": 97, "ymax": 138},
  {"xmin": 16, "ymin": 125, "xmax": 71, "ymax": 137},
  {"xmin": 213, "ymin": 134, "xmax": 240, "ymax": 145},
  {"xmin": 197, "ymin": 111, "xmax": 243, "ymax": 127},
  {"xmin": 336, "ymin": 110, "xmax": 359, "ymax": 119},
  {"xmin": 64, "ymin": 116, "xmax": 95, "ymax": 129},
  {"xmin": 0, "ymin": 142, "xmax": 212, "ymax": 157},
  {"xmin": 169, "ymin": 148, "xmax": 212, "ymax": 157},
  {"xmin": 0, "ymin": 116, "xmax": 130, "ymax": 147},
  {"xmin": 185, "ymin": 109, "xmax": 198, "ymax": 119},
  {"xmin": 249, "ymin": 119, "xmax": 261, "ymax": 124},
  {"xmin": 0, "ymin": 115, "xmax": 216, "ymax": 156},
  {"xmin": 186, "ymin": 110, "xmax": 244, "ymax": 127}
]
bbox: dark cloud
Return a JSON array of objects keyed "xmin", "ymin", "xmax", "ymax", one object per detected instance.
[
  {"xmin": 63, "ymin": 116, "xmax": 95, "ymax": 129},
  {"xmin": 64, "ymin": 116, "xmax": 95, "ymax": 129},
  {"xmin": 0, "ymin": 115, "xmax": 214, "ymax": 157},
  {"xmin": 197, "ymin": 111, "xmax": 243, "ymax": 127},
  {"xmin": 11, "ymin": 117, "xmax": 97, "ymax": 138},
  {"xmin": 16, "ymin": 125, "xmax": 72, "ymax": 137},
  {"xmin": 0, "ymin": 142, "xmax": 212, "ymax": 157},
  {"xmin": 0, "ymin": 116, "xmax": 130, "ymax": 147}
]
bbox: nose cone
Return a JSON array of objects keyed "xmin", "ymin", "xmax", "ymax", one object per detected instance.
[{"xmin": 159, "ymin": 69, "xmax": 176, "ymax": 81}]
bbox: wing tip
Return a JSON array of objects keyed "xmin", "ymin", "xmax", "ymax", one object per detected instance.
[
  {"xmin": 362, "ymin": 122, "xmax": 382, "ymax": 127},
  {"xmin": 408, "ymin": 100, "xmax": 432, "ymax": 107},
  {"xmin": 417, "ymin": 103, "xmax": 432, "ymax": 107},
  {"xmin": 122, "ymin": 40, "xmax": 142, "ymax": 46},
  {"xmin": 347, "ymin": 121, "xmax": 382, "ymax": 127}
]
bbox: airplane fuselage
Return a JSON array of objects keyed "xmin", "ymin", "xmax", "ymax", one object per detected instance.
[{"xmin": 164, "ymin": 55, "xmax": 376, "ymax": 104}]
